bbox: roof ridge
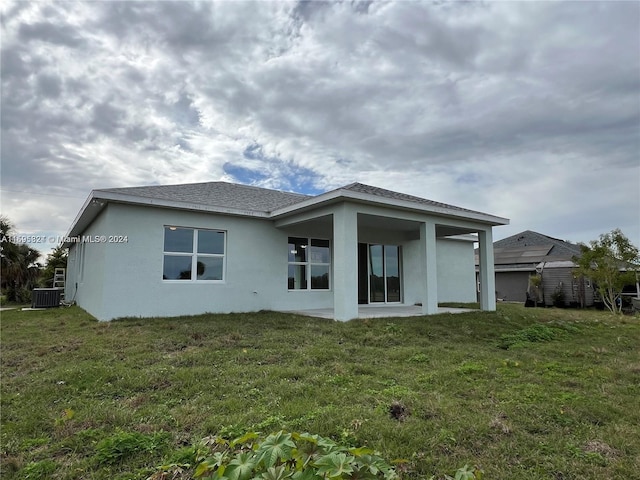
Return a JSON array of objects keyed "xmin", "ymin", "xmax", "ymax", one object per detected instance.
[
  {"xmin": 523, "ymin": 230, "xmax": 576, "ymax": 246},
  {"xmin": 98, "ymin": 180, "xmax": 224, "ymax": 191},
  {"xmin": 99, "ymin": 181, "xmax": 311, "ymax": 198},
  {"xmin": 495, "ymin": 230, "xmax": 580, "ymax": 254}
]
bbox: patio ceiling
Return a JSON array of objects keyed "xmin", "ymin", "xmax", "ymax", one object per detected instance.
[{"xmin": 277, "ymin": 212, "xmax": 481, "ymax": 239}]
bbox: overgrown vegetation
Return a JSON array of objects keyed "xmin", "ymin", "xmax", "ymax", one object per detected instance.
[
  {"xmin": 150, "ymin": 430, "xmax": 400, "ymax": 480},
  {"xmin": 1, "ymin": 305, "xmax": 639, "ymax": 479},
  {"xmin": 39, "ymin": 246, "xmax": 68, "ymax": 288},
  {"xmin": 574, "ymin": 228, "xmax": 639, "ymax": 314},
  {"xmin": 0, "ymin": 216, "xmax": 42, "ymax": 303},
  {"xmin": 0, "ymin": 216, "xmax": 68, "ymax": 304}
]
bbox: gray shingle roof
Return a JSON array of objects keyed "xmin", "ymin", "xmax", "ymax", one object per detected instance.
[
  {"xmin": 68, "ymin": 180, "xmax": 507, "ymax": 243},
  {"xmin": 339, "ymin": 182, "xmax": 487, "ymax": 216},
  {"xmin": 95, "ymin": 180, "xmax": 505, "ymax": 225},
  {"xmin": 493, "ymin": 230, "xmax": 581, "ymax": 258},
  {"xmin": 99, "ymin": 182, "xmax": 311, "ymax": 213},
  {"xmin": 475, "ymin": 230, "xmax": 582, "ymax": 267}
]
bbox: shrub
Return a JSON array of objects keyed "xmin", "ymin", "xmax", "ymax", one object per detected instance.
[
  {"xmin": 498, "ymin": 324, "xmax": 560, "ymax": 349},
  {"xmin": 551, "ymin": 288, "xmax": 566, "ymax": 308}
]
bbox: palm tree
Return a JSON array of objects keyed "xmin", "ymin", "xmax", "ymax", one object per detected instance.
[{"xmin": 1, "ymin": 215, "xmax": 42, "ymax": 302}]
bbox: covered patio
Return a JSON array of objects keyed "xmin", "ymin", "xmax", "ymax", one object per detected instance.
[
  {"xmin": 284, "ymin": 304, "xmax": 477, "ymax": 319},
  {"xmin": 272, "ymin": 187, "xmax": 506, "ymax": 321}
]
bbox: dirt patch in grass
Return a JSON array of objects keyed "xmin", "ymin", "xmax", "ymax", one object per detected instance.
[{"xmin": 583, "ymin": 440, "xmax": 619, "ymax": 459}]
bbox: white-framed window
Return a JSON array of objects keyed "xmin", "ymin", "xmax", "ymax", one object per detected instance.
[
  {"xmin": 288, "ymin": 237, "xmax": 330, "ymax": 290},
  {"xmin": 163, "ymin": 226, "xmax": 225, "ymax": 282}
]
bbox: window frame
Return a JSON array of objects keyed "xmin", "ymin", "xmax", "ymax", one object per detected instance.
[
  {"xmin": 288, "ymin": 237, "xmax": 331, "ymax": 291},
  {"xmin": 163, "ymin": 226, "xmax": 226, "ymax": 283}
]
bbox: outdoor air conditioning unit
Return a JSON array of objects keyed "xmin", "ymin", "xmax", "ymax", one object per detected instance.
[{"xmin": 31, "ymin": 288, "xmax": 62, "ymax": 308}]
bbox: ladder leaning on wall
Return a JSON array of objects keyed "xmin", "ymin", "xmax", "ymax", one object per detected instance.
[{"xmin": 54, "ymin": 268, "xmax": 66, "ymax": 301}]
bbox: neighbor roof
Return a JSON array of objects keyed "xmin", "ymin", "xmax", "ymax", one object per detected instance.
[
  {"xmin": 493, "ymin": 230, "xmax": 581, "ymax": 259},
  {"xmin": 476, "ymin": 230, "xmax": 582, "ymax": 270}
]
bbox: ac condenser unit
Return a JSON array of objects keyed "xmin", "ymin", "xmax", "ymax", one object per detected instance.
[{"xmin": 31, "ymin": 288, "xmax": 62, "ymax": 308}]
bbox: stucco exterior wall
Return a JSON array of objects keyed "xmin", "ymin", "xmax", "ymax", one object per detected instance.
[
  {"xmin": 435, "ymin": 238, "xmax": 477, "ymax": 303},
  {"xmin": 402, "ymin": 237, "xmax": 477, "ymax": 305},
  {"xmin": 65, "ymin": 208, "xmax": 109, "ymax": 319},
  {"xmin": 69, "ymin": 201, "xmax": 488, "ymax": 321},
  {"xmin": 74, "ymin": 203, "xmax": 333, "ymax": 321}
]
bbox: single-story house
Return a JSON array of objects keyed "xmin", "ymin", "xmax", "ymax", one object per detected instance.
[
  {"xmin": 64, "ymin": 181, "xmax": 508, "ymax": 321},
  {"xmin": 475, "ymin": 230, "xmax": 595, "ymax": 306}
]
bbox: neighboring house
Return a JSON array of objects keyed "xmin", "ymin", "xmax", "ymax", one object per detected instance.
[
  {"xmin": 64, "ymin": 182, "xmax": 508, "ymax": 321},
  {"xmin": 535, "ymin": 260, "xmax": 596, "ymax": 308},
  {"xmin": 475, "ymin": 230, "xmax": 595, "ymax": 306}
]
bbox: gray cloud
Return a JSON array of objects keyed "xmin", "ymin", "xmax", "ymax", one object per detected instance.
[
  {"xmin": 0, "ymin": 0, "xmax": 638, "ymax": 252},
  {"xmin": 18, "ymin": 21, "xmax": 85, "ymax": 47}
]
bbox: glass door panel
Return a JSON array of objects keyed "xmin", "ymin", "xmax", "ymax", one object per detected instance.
[
  {"xmin": 369, "ymin": 245, "xmax": 385, "ymax": 302},
  {"xmin": 385, "ymin": 246, "xmax": 401, "ymax": 302},
  {"xmin": 368, "ymin": 244, "xmax": 401, "ymax": 303}
]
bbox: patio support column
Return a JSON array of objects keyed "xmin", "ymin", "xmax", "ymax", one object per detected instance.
[
  {"xmin": 333, "ymin": 203, "xmax": 358, "ymax": 321},
  {"xmin": 478, "ymin": 228, "xmax": 496, "ymax": 311},
  {"xmin": 419, "ymin": 221, "xmax": 438, "ymax": 315}
]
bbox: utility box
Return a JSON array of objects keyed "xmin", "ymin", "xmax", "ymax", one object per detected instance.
[{"xmin": 31, "ymin": 288, "xmax": 62, "ymax": 308}]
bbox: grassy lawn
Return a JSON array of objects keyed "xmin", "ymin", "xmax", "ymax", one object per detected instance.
[{"xmin": 1, "ymin": 304, "xmax": 639, "ymax": 479}]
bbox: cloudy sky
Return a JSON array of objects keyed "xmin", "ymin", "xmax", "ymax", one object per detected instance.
[{"xmin": 1, "ymin": 0, "xmax": 639, "ymax": 258}]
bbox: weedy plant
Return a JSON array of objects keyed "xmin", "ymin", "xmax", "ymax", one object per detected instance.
[
  {"xmin": 95, "ymin": 430, "xmax": 170, "ymax": 465},
  {"xmin": 150, "ymin": 431, "xmax": 484, "ymax": 480},
  {"xmin": 150, "ymin": 430, "xmax": 398, "ymax": 480}
]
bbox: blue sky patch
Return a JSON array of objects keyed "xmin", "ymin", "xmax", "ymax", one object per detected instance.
[
  {"xmin": 223, "ymin": 143, "xmax": 325, "ymax": 195},
  {"xmin": 223, "ymin": 162, "xmax": 268, "ymax": 184}
]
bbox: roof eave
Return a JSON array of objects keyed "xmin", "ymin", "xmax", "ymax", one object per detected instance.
[
  {"xmin": 271, "ymin": 189, "xmax": 509, "ymax": 226},
  {"xmin": 63, "ymin": 190, "xmax": 271, "ymax": 245},
  {"xmin": 64, "ymin": 185, "xmax": 509, "ymax": 247},
  {"xmin": 92, "ymin": 190, "xmax": 271, "ymax": 218}
]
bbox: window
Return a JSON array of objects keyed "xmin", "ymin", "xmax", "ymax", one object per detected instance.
[
  {"xmin": 288, "ymin": 237, "xmax": 330, "ymax": 290},
  {"xmin": 163, "ymin": 227, "xmax": 225, "ymax": 281}
]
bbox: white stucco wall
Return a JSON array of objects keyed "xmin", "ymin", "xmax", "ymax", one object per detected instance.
[
  {"xmin": 435, "ymin": 238, "xmax": 477, "ymax": 303},
  {"xmin": 69, "ymin": 201, "xmax": 486, "ymax": 321},
  {"xmin": 73, "ymin": 203, "xmax": 333, "ymax": 321},
  {"xmin": 65, "ymin": 209, "xmax": 109, "ymax": 319},
  {"xmin": 401, "ymin": 237, "xmax": 476, "ymax": 305}
]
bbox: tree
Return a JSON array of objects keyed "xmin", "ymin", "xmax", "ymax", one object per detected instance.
[
  {"xmin": 1, "ymin": 215, "xmax": 42, "ymax": 302},
  {"xmin": 573, "ymin": 229, "xmax": 640, "ymax": 314},
  {"xmin": 40, "ymin": 245, "xmax": 68, "ymax": 287}
]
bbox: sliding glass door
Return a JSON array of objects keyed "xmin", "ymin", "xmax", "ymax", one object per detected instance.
[{"xmin": 368, "ymin": 244, "xmax": 401, "ymax": 303}]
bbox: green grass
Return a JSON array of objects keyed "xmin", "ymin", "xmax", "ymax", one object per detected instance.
[{"xmin": 1, "ymin": 305, "xmax": 639, "ymax": 479}]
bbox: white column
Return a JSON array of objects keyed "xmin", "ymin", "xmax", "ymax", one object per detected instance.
[
  {"xmin": 478, "ymin": 228, "xmax": 496, "ymax": 311},
  {"xmin": 333, "ymin": 203, "xmax": 359, "ymax": 321},
  {"xmin": 419, "ymin": 221, "xmax": 438, "ymax": 315}
]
